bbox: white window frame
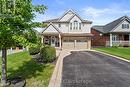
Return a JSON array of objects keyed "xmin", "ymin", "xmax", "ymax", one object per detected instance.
[
  {"xmin": 70, "ymin": 23, "xmax": 72, "ymax": 30},
  {"xmin": 122, "ymin": 24, "xmax": 129, "ymax": 29},
  {"xmin": 70, "ymin": 21, "xmax": 82, "ymax": 30},
  {"xmin": 112, "ymin": 35, "xmax": 117, "ymax": 41},
  {"xmin": 79, "ymin": 23, "xmax": 82, "ymax": 30}
]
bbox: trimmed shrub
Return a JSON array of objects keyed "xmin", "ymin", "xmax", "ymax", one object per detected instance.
[
  {"xmin": 112, "ymin": 43, "xmax": 119, "ymax": 48},
  {"xmin": 29, "ymin": 46, "xmax": 40, "ymax": 55},
  {"xmin": 40, "ymin": 46, "xmax": 56, "ymax": 63}
]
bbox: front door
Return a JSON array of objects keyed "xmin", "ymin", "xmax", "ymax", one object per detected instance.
[
  {"xmin": 51, "ymin": 36, "xmax": 59, "ymax": 47},
  {"xmin": 51, "ymin": 36, "xmax": 56, "ymax": 46},
  {"xmin": 124, "ymin": 35, "xmax": 129, "ymax": 41}
]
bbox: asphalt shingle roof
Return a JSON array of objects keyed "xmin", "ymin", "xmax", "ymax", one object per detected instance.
[
  {"xmin": 43, "ymin": 10, "xmax": 92, "ymax": 23},
  {"xmin": 43, "ymin": 18, "xmax": 59, "ymax": 23},
  {"xmin": 92, "ymin": 26, "xmax": 104, "ymax": 33},
  {"xmin": 92, "ymin": 16, "xmax": 130, "ymax": 33}
]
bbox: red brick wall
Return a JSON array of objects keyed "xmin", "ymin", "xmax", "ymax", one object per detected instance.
[{"xmin": 91, "ymin": 29, "xmax": 109, "ymax": 46}]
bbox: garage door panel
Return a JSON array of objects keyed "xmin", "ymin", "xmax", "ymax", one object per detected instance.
[
  {"xmin": 62, "ymin": 37, "xmax": 89, "ymax": 49},
  {"xmin": 76, "ymin": 42, "xmax": 88, "ymax": 49},
  {"xmin": 62, "ymin": 42, "xmax": 74, "ymax": 49}
]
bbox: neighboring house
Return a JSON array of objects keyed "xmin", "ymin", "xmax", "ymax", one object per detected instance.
[
  {"xmin": 41, "ymin": 9, "xmax": 93, "ymax": 49},
  {"xmin": 92, "ymin": 16, "xmax": 130, "ymax": 47}
]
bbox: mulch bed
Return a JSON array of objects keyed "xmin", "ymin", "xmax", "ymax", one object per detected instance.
[{"xmin": 8, "ymin": 77, "xmax": 26, "ymax": 87}]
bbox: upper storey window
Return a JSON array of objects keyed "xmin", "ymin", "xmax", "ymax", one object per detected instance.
[
  {"xmin": 70, "ymin": 21, "xmax": 82, "ymax": 30},
  {"xmin": 122, "ymin": 24, "xmax": 129, "ymax": 29},
  {"xmin": 58, "ymin": 24, "xmax": 61, "ymax": 28},
  {"xmin": 70, "ymin": 23, "xmax": 72, "ymax": 30},
  {"xmin": 79, "ymin": 23, "xmax": 81, "ymax": 30},
  {"xmin": 74, "ymin": 21, "xmax": 78, "ymax": 30}
]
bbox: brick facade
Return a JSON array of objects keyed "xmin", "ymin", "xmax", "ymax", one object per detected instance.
[{"xmin": 91, "ymin": 28, "xmax": 109, "ymax": 46}]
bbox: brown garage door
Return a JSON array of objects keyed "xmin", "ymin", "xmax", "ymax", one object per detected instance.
[{"xmin": 62, "ymin": 37, "xmax": 89, "ymax": 49}]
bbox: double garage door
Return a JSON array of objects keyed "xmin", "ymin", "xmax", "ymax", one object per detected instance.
[{"xmin": 62, "ymin": 37, "xmax": 90, "ymax": 49}]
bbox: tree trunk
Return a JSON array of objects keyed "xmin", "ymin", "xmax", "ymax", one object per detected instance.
[{"xmin": 1, "ymin": 48, "xmax": 7, "ymax": 86}]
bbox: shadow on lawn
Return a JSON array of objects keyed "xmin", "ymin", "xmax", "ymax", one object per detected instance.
[{"xmin": 7, "ymin": 59, "xmax": 46, "ymax": 80}]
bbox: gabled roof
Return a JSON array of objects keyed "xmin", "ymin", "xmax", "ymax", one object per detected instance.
[
  {"xmin": 58, "ymin": 9, "xmax": 76, "ymax": 22},
  {"xmin": 62, "ymin": 33, "xmax": 93, "ymax": 36},
  {"xmin": 42, "ymin": 23, "xmax": 61, "ymax": 34},
  {"xmin": 43, "ymin": 9, "xmax": 92, "ymax": 23},
  {"xmin": 44, "ymin": 18, "xmax": 59, "ymax": 23},
  {"xmin": 92, "ymin": 26, "xmax": 104, "ymax": 33},
  {"xmin": 67, "ymin": 13, "xmax": 92, "ymax": 23},
  {"xmin": 92, "ymin": 16, "xmax": 130, "ymax": 33}
]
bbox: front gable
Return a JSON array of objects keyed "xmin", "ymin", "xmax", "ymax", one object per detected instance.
[
  {"xmin": 42, "ymin": 24, "xmax": 60, "ymax": 34},
  {"xmin": 59, "ymin": 10, "xmax": 75, "ymax": 22},
  {"xmin": 112, "ymin": 19, "xmax": 130, "ymax": 32},
  {"xmin": 42, "ymin": 9, "xmax": 92, "ymax": 34},
  {"xmin": 69, "ymin": 15, "xmax": 82, "ymax": 23}
]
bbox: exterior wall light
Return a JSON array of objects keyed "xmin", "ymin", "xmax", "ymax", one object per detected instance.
[{"xmin": 100, "ymin": 33, "xmax": 103, "ymax": 36}]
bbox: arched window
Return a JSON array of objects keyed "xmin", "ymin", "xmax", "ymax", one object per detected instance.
[
  {"xmin": 70, "ymin": 21, "xmax": 82, "ymax": 30},
  {"xmin": 74, "ymin": 21, "xmax": 78, "ymax": 30}
]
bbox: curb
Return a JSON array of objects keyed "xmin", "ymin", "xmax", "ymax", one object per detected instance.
[{"xmin": 91, "ymin": 50, "xmax": 130, "ymax": 63}]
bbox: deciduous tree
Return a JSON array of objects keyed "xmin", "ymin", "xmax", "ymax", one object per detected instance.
[{"xmin": 0, "ymin": 0, "xmax": 46, "ymax": 86}]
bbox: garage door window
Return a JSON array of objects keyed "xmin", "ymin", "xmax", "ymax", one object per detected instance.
[
  {"xmin": 77, "ymin": 40, "xmax": 82, "ymax": 42},
  {"xmin": 69, "ymin": 40, "xmax": 74, "ymax": 42},
  {"xmin": 63, "ymin": 40, "xmax": 68, "ymax": 42}
]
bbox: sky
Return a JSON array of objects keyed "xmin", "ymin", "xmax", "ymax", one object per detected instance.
[{"xmin": 32, "ymin": 0, "xmax": 130, "ymax": 26}]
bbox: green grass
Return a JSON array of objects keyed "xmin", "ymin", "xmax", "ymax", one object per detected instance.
[
  {"xmin": 0, "ymin": 51, "xmax": 54, "ymax": 87},
  {"xmin": 95, "ymin": 47, "xmax": 130, "ymax": 60}
]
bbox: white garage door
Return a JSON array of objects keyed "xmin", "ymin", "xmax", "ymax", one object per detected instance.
[{"xmin": 62, "ymin": 37, "xmax": 88, "ymax": 49}]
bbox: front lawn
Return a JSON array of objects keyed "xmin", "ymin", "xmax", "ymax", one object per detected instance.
[
  {"xmin": 95, "ymin": 47, "xmax": 130, "ymax": 60},
  {"xmin": 0, "ymin": 51, "xmax": 54, "ymax": 87}
]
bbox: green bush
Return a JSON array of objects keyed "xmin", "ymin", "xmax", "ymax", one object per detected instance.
[
  {"xmin": 40, "ymin": 46, "xmax": 56, "ymax": 63},
  {"xmin": 112, "ymin": 43, "xmax": 119, "ymax": 48},
  {"xmin": 29, "ymin": 46, "xmax": 40, "ymax": 55},
  {"xmin": 119, "ymin": 44, "xmax": 123, "ymax": 47}
]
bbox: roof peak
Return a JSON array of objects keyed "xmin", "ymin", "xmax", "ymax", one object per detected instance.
[
  {"xmin": 66, "ymin": 9, "xmax": 76, "ymax": 14},
  {"xmin": 43, "ymin": 9, "xmax": 92, "ymax": 23},
  {"xmin": 123, "ymin": 15, "xmax": 128, "ymax": 17},
  {"xmin": 122, "ymin": 15, "xmax": 129, "ymax": 20},
  {"xmin": 104, "ymin": 16, "xmax": 126, "ymax": 26},
  {"xmin": 93, "ymin": 16, "xmax": 130, "ymax": 33}
]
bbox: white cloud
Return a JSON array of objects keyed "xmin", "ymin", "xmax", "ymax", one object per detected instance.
[
  {"xmin": 33, "ymin": 11, "xmax": 64, "ymax": 22},
  {"xmin": 82, "ymin": 4, "xmax": 130, "ymax": 25},
  {"xmin": 83, "ymin": 7, "xmax": 109, "ymax": 18},
  {"xmin": 83, "ymin": 6, "xmax": 130, "ymax": 18}
]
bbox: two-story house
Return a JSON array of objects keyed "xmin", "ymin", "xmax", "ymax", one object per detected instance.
[{"xmin": 41, "ymin": 10, "xmax": 93, "ymax": 49}]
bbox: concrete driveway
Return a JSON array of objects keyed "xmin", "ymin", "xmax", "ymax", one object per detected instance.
[{"xmin": 61, "ymin": 51, "xmax": 130, "ymax": 87}]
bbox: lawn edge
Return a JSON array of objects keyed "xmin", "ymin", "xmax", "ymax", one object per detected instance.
[
  {"xmin": 91, "ymin": 50, "xmax": 130, "ymax": 63},
  {"xmin": 48, "ymin": 50, "xmax": 62, "ymax": 87}
]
